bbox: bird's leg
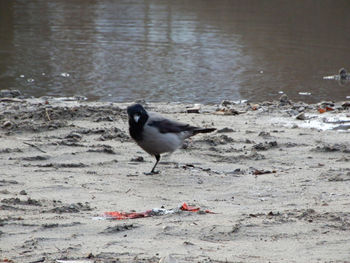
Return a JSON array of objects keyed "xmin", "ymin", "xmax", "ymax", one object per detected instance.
[{"xmin": 145, "ymin": 154, "xmax": 160, "ymax": 175}]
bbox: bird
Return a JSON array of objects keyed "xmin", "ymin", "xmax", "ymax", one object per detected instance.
[
  {"xmin": 339, "ymin": 68, "xmax": 350, "ymax": 80},
  {"xmin": 127, "ymin": 104, "xmax": 216, "ymax": 174}
]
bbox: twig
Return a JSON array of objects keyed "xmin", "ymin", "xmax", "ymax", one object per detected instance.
[
  {"xmin": 45, "ymin": 108, "xmax": 51, "ymax": 121},
  {"xmin": 23, "ymin": 142, "xmax": 46, "ymax": 153},
  {"xmin": 333, "ymin": 124, "xmax": 350, "ymax": 131},
  {"xmin": 324, "ymin": 120, "xmax": 350, "ymax": 124}
]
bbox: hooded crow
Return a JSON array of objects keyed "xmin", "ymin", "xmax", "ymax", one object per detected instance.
[{"xmin": 127, "ymin": 104, "xmax": 216, "ymax": 174}]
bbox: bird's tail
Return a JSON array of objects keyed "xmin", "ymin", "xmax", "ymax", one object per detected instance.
[{"xmin": 192, "ymin": 127, "xmax": 216, "ymax": 135}]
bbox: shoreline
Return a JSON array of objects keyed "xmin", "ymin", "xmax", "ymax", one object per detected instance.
[{"xmin": 1, "ymin": 95, "xmax": 350, "ymax": 262}]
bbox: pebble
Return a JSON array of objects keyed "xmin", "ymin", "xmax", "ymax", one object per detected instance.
[
  {"xmin": 296, "ymin": 113, "xmax": 307, "ymax": 120},
  {"xmin": 217, "ymin": 127, "xmax": 234, "ymax": 133},
  {"xmin": 341, "ymin": 101, "xmax": 350, "ymax": 109},
  {"xmin": 19, "ymin": 190, "xmax": 27, "ymax": 195},
  {"xmin": 2, "ymin": 120, "xmax": 12, "ymax": 128}
]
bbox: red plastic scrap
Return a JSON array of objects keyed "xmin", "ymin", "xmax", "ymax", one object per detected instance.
[
  {"xmin": 181, "ymin": 202, "xmax": 215, "ymax": 214},
  {"xmin": 104, "ymin": 210, "xmax": 153, "ymax": 220},
  {"xmin": 180, "ymin": 202, "xmax": 200, "ymax": 212},
  {"xmin": 318, "ymin": 106, "xmax": 334, "ymax": 113},
  {"xmin": 103, "ymin": 203, "xmax": 215, "ymax": 220}
]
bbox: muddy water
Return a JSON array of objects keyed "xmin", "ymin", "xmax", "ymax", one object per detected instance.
[{"xmin": 0, "ymin": 0, "xmax": 350, "ymax": 104}]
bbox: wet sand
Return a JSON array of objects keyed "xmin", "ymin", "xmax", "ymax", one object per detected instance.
[{"xmin": 0, "ymin": 96, "xmax": 350, "ymax": 262}]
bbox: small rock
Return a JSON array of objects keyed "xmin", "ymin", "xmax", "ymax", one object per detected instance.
[
  {"xmin": 215, "ymin": 108, "xmax": 239, "ymax": 115},
  {"xmin": 19, "ymin": 190, "xmax": 27, "ymax": 195},
  {"xmin": 100, "ymin": 224, "xmax": 138, "ymax": 234},
  {"xmin": 130, "ymin": 156, "xmax": 144, "ymax": 162},
  {"xmin": 313, "ymin": 143, "xmax": 350, "ymax": 153},
  {"xmin": 341, "ymin": 101, "xmax": 350, "ymax": 109},
  {"xmin": 217, "ymin": 127, "xmax": 234, "ymax": 133},
  {"xmin": 2, "ymin": 120, "xmax": 12, "ymax": 128},
  {"xmin": 22, "ymin": 155, "xmax": 50, "ymax": 161},
  {"xmin": 258, "ymin": 131, "xmax": 271, "ymax": 137},
  {"xmin": 226, "ymin": 168, "xmax": 245, "ymax": 175},
  {"xmin": 253, "ymin": 141, "xmax": 278, "ymax": 151},
  {"xmin": 296, "ymin": 113, "xmax": 307, "ymax": 120},
  {"xmin": 66, "ymin": 132, "xmax": 83, "ymax": 140}
]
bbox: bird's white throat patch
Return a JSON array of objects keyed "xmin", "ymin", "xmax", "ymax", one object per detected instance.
[{"xmin": 133, "ymin": 114, "xmax": 140, "ymax": 123}]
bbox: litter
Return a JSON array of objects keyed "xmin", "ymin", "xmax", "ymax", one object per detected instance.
[
  {"xmin": 298, "ymin": 92, "xmax": 311, "ymax": 96},
  {"xmin": 100, "ymin": 203, "xmax": 215, "ymax": 220},
  {"xmin": 318, "ymin": 106, "xmax": 334, "ymax": 113},
  {"xmin": 186, "ymin": 104, "xmax": 201, "ymax": 113}
]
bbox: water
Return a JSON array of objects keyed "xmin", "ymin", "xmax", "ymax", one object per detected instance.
[{"xmin": 1, "ymin": 0, "xmax": 350, "ymax": 104}]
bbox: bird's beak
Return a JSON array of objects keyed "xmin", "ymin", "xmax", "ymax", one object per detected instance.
[{"xmin": 133, "ymin": 114, "xmax": 140, "ymax": 123}]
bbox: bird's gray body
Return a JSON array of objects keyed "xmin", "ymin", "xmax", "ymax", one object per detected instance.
[{"xmin": 136, "ymin": 112, "xmax": 192, "ymax": 155}]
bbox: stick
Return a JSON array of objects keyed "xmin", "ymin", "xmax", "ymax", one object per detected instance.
[
  {"xmin": 23, "ymin": 142, "xmax": 46, "ymax": 153},
  {"xmin": 324, "ymin": 119, "xmax": 350, "ymax": 124},
  {"xmin": 45, "ymin": 108, "xmax": 51, "ymax": 121}
]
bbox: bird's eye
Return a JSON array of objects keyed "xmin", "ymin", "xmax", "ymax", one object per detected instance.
[{"xmin": 133, "ymin": 114, "xmax": 140, "ymax": 123}]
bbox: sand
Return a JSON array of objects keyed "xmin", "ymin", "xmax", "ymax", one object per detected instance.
[{"xmin": 0, "ymin": 96, "xmax": 350, "ymax": 263}]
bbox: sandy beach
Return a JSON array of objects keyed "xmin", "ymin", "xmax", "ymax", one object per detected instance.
[{"xmin": 1, "ymin": 95, "xmax": 350, "ymax": 263}]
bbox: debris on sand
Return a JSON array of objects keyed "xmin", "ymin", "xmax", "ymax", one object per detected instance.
[
  {"xmin": 99, "ymin": 224, "xmax": 138, "ymax": 234},
  {"xmin": 130, "ymin": 156, "xmax": 144, "ymax": 162},
  {"xmin": 214, "ymin": 108, "xmax": 240, "ymax": 115},
  {"xmin": 251, "ymin": 168, "xmax": 277, "ymax": 176},
  {"xmin": 47, "ymin": 202, "xmax": 92, "ymax": 214},
  {"xmin": 101, "ymin": 203, "xmax": 215, "ymax": 220},
  {"xmin": 1, "ymin": 197, "xmax": 42, "ymax": 206},
  {"xmin": 252, "ymin": 141, "xmax": 278, "ymax": 151},
  {"xmin": 0, "ymin": 98, "xmax": 124, "ymax": 132},
  {"xmin": 312, "ymin": 143, "xmax": 350, "ymax": 153}
]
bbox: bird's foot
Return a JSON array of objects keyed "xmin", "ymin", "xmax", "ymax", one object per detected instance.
[{"xmin": 144, "ymin": 170, "xmax": 160, "ymax": 175}]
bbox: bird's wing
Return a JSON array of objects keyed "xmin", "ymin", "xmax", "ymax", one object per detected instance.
[{"xmin": 147, "ymin": 113, "xmax": 192, "ymax": 134}]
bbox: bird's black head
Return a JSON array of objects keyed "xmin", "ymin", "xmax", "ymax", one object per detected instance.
[
  {"xmin": 339, "ymin": 68, "xmax": 347, "ymax": 79},
  {"xmin": 127, "ymin": 104, "xmax": 148, "ymax": 122},
  {"xmin": 127, "ymin": 104, "xmax": 148, "ymax": 141}
]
